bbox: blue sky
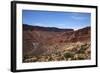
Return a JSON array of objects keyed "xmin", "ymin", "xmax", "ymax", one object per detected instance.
[{"xmin": 22, "ymin": 10, "xmax": 91, "ymax": 30}]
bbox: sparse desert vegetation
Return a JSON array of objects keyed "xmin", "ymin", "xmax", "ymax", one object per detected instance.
[{"xmin": 23, "ymin": 42, "xmax": 91, "ymax": 62}]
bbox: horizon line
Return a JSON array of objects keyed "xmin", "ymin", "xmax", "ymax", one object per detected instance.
[{"xmin": 23, "ymin": 24, "xmax": 91, "ymax": 31}]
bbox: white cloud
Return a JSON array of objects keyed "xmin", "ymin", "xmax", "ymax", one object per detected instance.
[
  {"xmin": 69, "ymin": 13, "xmax": 87, "ymax": 20},
  {"xmin": 71, "ymin": 15, "xmax": 86, "ymax": 20}
]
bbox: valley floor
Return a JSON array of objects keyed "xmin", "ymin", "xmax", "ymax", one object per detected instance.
[{"xmin": 23, "ymin": 42, "xmax": 91, "ymax": 63}]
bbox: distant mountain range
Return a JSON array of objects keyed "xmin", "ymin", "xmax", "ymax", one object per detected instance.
[
  {"xmin": 23, "ymin": 24, "xmax": 74, "ymax": 32},
  {"xmin": 23, "ymin": 24, "xmax": 91, "ymax": 57}
]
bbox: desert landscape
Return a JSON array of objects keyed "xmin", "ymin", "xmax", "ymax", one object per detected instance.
[{"xmin": 23, "ymin": 24, "xmax": 91, "ymax": 63}]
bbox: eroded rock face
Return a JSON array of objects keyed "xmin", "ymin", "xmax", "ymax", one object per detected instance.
[{"xmin": 23, "ymin": 24, "xmax": 91, "ymax": 62}]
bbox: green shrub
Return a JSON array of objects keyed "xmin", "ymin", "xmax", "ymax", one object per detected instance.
[{"xmin": 64, "ymin": 52, "xmax": 73, "ymax": 59}]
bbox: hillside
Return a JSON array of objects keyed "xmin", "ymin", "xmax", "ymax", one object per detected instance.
[{"xmin": 23, "ymin": 24, "xmax": 91, "ymax": 62}]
